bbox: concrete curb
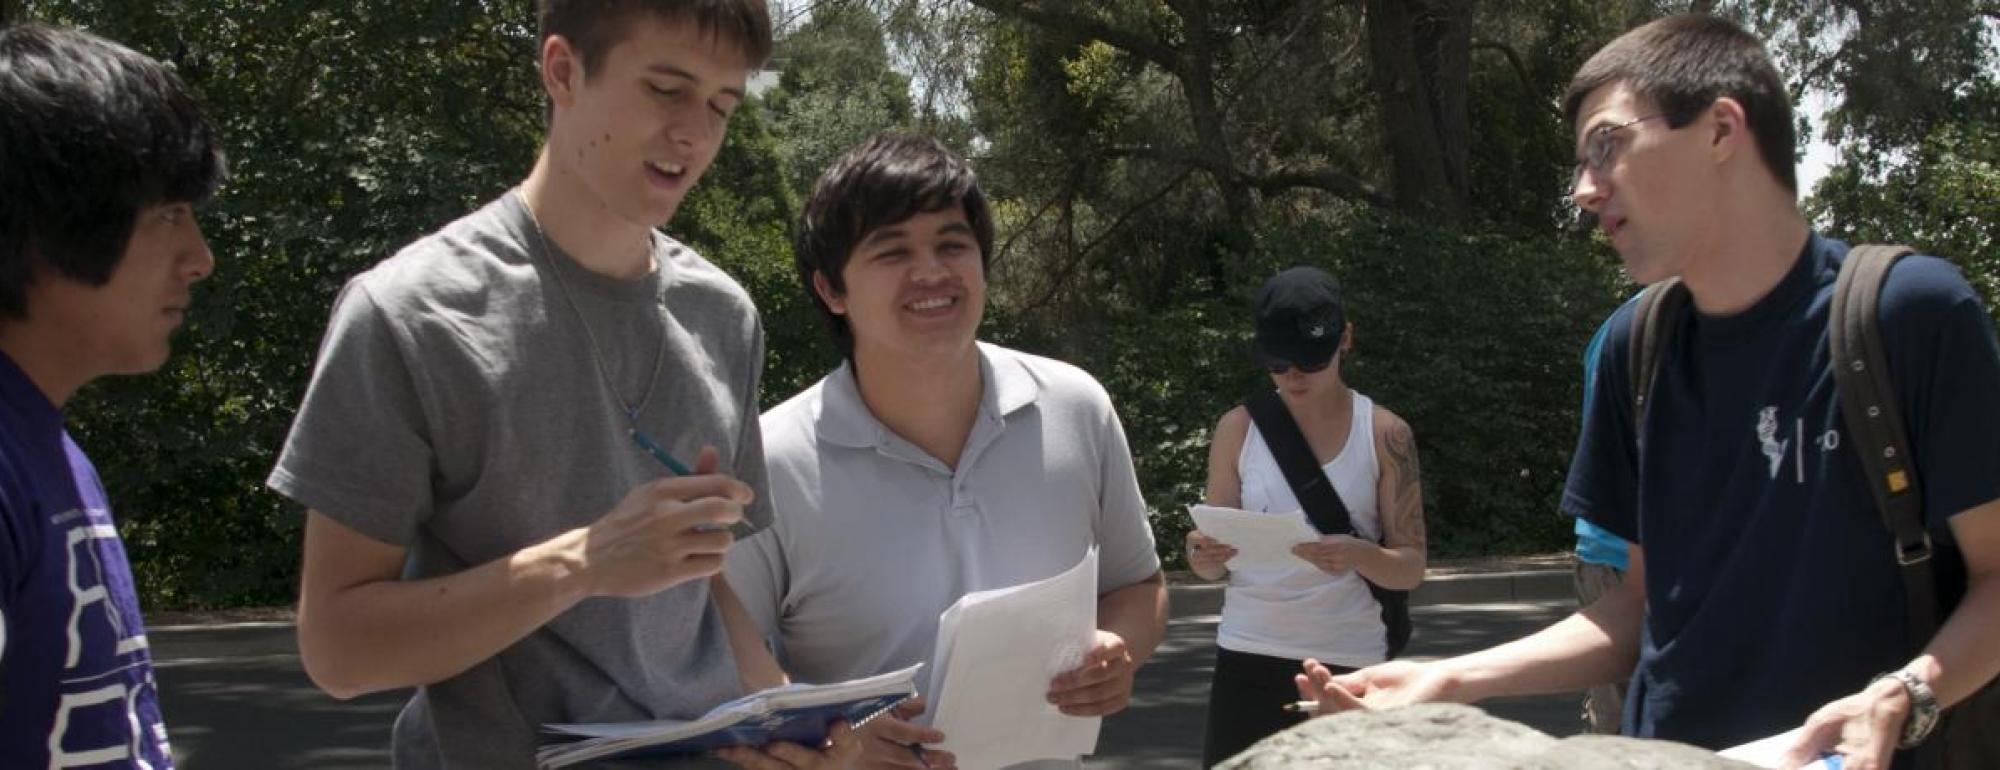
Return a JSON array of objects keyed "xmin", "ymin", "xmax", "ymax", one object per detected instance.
[{"xmin": 1413, "ymin": 568, "xmax": 1575, "ymax": 607}]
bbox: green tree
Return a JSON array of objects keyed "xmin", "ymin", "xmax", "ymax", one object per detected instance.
[{"xmin": 19, "ymin": 0, "xmax": 805, "ymax": 607}]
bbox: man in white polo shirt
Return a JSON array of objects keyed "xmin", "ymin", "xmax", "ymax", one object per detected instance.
[{"xmin": 725, "ymin": 134, "xmax": 1169, "ymax": 769}]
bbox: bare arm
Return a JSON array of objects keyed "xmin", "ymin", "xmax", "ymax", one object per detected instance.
[
  {"xmin": 1909, "ymin": 499, "xmax": 2000, "ymax": 707},
  {"xmin": 297, "ymin": 456, "xmax": 751, "ymax": 700},
  {"xmin": 1203, "ymin": 407, "xmax": 1248, "ymax": 509},
  {"xmin": 1188, "ymin": 408, "xmax": 1248, "ymax": 581},
  {"xmin": 1099, "ymin": 571, "xmax": 1170, "ymax": 666},
  {"xmin": 712, "ymin": 572, "xmax": 789, "ymax": 693},
  {"xmin": 1353, "ymin": 409, "xmax": 1426, "ymax": 590},
  {"xmin": 1435, "ymin": 544, "xmax": 1646, "ymax": 701},
  {"xmin": 1301, "ymin": 544, "xmax": 1646, "ymax": 711}
]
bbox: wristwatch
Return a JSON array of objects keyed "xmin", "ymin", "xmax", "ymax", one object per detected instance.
[{"xmin": 1874, "ymin": 669, "xmax": 1940, "ymax": 749}]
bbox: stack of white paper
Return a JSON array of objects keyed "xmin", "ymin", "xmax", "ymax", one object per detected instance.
[
  {"xmin": 1189, "ymin": 504, "xmax": 1321, "ymax": 570},
  {"xmin": 924, "ymin": 547, "xmax": 1100, "ymax": 768}
]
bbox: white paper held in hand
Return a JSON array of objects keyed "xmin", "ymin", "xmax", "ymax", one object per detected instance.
[
  {"xmin": 924, "ymin": 546, "xmax": 1100, "ymax": 769},
  {"xmin": 1188, "ymin": 504, "xmax": 1321, "ymax": 571}
]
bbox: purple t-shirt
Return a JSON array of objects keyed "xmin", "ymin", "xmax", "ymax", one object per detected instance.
[{"xmin": 0, "ymin": 352, "xmax": 172, "ymax": 767}]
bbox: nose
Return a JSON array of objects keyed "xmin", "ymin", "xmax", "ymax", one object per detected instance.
[
  {"xmin": 1570, "ymin": 165, "xmax": 1608, "ymax": 214},
  {"xmin": 910, "ymin": 247, "xmax": 952, "ymax": 284},
  {"xmin": 183, "ymin": 220, "xmax": 215, "ymax": 283},
  {"xmin": 668, "ymin": 105, "xmax": 722, "ymax": 151}
]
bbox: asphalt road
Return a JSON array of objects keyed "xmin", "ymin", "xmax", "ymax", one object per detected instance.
[{"xmin": 152, "ymin": 586, "xmax": 1580, "ymax": 769}]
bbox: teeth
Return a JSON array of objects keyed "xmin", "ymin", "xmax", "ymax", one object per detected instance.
[
  {"xmin": 908, "ymin": 297, "xmax": 953, "ymax": 311},
  {"xmin": 648, "ymin": 160, "xmax": 684, "ymax": 175}
]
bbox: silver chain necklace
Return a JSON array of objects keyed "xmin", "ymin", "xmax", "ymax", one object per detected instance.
[{"xmin": 517, "ymin": 191, "xmax": 670, "ymax": 432}]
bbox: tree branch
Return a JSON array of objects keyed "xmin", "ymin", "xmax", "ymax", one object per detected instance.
[
  {"xmin": 1470, "ymin": 40, "xmax": 1547, "ymax": 110},
  {"xmin": 962, "ymin": 0, "xmax": 1180, "ymax": 71},
  {"xmin": 1246, "ymin": 167, "xmax": 1393, "ymax": 208},
  {"xmin": 1107, "ymin": 144, "xmax": 1391, "ymax": 209}
]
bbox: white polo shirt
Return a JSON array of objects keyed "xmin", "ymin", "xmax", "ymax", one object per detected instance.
[{"xmin": 726, "ymin": 343, "xmax": 1161, "ymax": 762}]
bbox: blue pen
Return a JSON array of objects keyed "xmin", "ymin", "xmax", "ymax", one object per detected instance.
[
  {"xmin": 906, "ymin": 744, "xmax": 932, "ymax": 770},
  {"xmin": 629, "ymin": 427, "xmax": 694, "ymax": 476}
]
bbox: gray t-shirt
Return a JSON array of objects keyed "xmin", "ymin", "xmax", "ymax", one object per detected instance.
[
  {"xmin": 726, "ymin": 343, "xmax": 1161, "ymax": 768},
  {"xmin": 268, "ymin": 192, "xmax": 771, "ymax": 769}
]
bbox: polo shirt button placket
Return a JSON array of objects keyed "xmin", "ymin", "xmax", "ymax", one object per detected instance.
[{"xmin": 950, "ymin": 480, "xmax": 978, "ymax": 517}]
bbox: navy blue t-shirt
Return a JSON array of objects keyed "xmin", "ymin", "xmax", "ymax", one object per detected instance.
[
  {"xmin": 1562, "ymin": 233, "xmax": 2000, "ymax": 750},
  {"xmin": 0, "ymin": 352, "xmax": 173, "ymax": 766}
]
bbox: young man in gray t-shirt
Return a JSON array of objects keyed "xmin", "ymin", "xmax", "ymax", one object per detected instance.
[{"xmin": 267, "ymin": 3, "xmax": 853, "ymax": 768}]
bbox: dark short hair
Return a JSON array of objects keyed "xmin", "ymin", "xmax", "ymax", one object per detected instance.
[
  {"xmin": 795, "ymin": 134, "xmax": 995, "ymax": 358},
  {"xmin": 538, "ymin": 0, "xmax": 773, "ymax": 77},
  {"xmin": 1562, "ymin": 14, "xmax": 1796, "ymax": 193},
  {"xmin": 0, "ymin": 24, "xmax": 226, "ymax": 320}
]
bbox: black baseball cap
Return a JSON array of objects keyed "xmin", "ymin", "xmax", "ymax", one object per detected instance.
[{"xmin": 1253, "ymin": 266, "xmax": 1345, "ymax": 369}]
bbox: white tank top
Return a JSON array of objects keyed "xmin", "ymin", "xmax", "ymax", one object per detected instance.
[{"xmin": 1215, "ymin": 391, "xmax": 1388, "ymax": 666}]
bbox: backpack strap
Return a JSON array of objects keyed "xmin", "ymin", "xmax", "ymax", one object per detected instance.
[
  {"xmin": 1831, "ymin": 243, "xmax": 1938, "ymax": 646},
  {"xmin": 1628, "ymin": 278, "xmax": 1690, "ymax": 429},
  {"xmin": 1244, "ymin": 389, "xmax": 1355, "ymax": 536}
]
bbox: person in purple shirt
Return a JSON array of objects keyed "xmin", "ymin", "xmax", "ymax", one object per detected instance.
[{"xmin": 0, "ymin": 23, "xmax": 227, "ymax": 768}]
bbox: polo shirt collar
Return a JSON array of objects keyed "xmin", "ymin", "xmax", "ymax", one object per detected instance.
[{"xmin": 814, "ymin": 342, "xmax": 1042, "ymax": 449}]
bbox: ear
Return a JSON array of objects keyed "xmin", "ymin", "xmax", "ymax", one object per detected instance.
[
  {"xmin": 811, "ymin": 271, "xmax": 847, "ymax": 315},
  {"xmin": 1707, "ymin": 96, "xmax": 1750, "ymax": 164},
  {"xmin": 1339, "ymin": 322, "xmax": 1355, "ymax": 355},
  {"xmin": 541, "ymin": 35, "xmax": 582, "ymax": 111}
]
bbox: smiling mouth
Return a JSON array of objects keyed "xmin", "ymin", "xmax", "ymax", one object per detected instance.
[
  {"xmin": 906, "ymin": 296, "xmax": 957, "ymax": 312},
  {"xmin": 647, "ymin": 160, "xmax": 686, "ymax": 177}
]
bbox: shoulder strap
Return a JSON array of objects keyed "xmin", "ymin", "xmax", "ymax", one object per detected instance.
[
  {"xmin": 1628, "ymin": 278, "xmax": 1690, "ymax": 428},
  {"xmin": 1831, "ymin": 243, "xmax": 1938, "ymax": 645},
  {"xmin": 1244, "ymin": 390, "xmax": 1354, "ymax": 536}
]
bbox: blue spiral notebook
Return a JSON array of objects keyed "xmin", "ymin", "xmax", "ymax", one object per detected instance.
[{"xmin": 534, "ymin": 663, "xmax": 921, "ymax": 768}]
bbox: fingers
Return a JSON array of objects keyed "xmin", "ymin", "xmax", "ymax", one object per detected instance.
[
  {"xmin": 868, "ymin": 714, "xmax": 944, "ymax": 746},
  {"xmin": 1052, "ymin": 678, "xmax": 1133, "ymax": 716},
  {"xmin": 889, "ymin": 696, "xmax": 929, "ymax": 722},
  {"xmin": 650, "ymin": 472, "xmax": 757, "ymax": 507},
  {"xmin": 714, "ymin": 746, "xmax": 790, "ymax": 769},
  {"xmin": 695, "ymin": 445, "xmax": 722, "ymax": 475},
  {"xmin": 1316, "ymin": 676, "xmax": 1368, "ymax": 714},
  {"xmin": 712, "ymin": 723, "xmax": 856, "ymax": 770},
  {"xmin": 1778, "ymin": 717, "xmax": 1842, "ymax": 770}
]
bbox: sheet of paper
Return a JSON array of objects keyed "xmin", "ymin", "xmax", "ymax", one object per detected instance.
[
  {"xmin": 1716, "ymin": 728, "xmax": 1841, "ymax": 769},
  {"xmin": 1189, "ymin": 504, "xmax": 1321, "ymax": 571},
  {"xmin": 924, "ymin": 547, "xmax": 1100, "ymax": 768}
]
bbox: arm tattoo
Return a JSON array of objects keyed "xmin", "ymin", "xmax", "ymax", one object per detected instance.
[{"xmin": 1382, "ymin": 420, "xmax": 1426, "ymax": 550}]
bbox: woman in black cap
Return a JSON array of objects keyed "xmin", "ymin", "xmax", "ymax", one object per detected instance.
[{"xmin": 1187, "ymin": 266, "xmax": 1429, "ymax": 765}]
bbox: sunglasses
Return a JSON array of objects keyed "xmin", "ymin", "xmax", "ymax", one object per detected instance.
[{"xmin": 1265, "ymin": 358, "xmax": 1332, "ymax": 375}]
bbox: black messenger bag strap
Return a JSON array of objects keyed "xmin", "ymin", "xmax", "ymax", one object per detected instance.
[{"xmin": 1244, "ymin": 389, "xmax": 1412, "ymax": 658}]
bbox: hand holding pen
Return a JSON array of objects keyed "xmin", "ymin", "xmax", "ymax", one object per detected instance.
[
  {"xmin": 558, "ymin": 445, "xmax": 753, "ymax": 599},
  {"xmin": 853, "ymin": 696, "xmax": 957, "ymax": 769}
]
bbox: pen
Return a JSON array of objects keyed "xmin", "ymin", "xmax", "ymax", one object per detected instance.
[
  {"xmin": 906, "ymin": 743, "xmax": 933, "ymax": 769},
  {"xmin": 629, "ymin": 427, "xmax": 694, "ymax": 476},
  {"xmin": 1281, "ymin": 700, "xmax": 1320, "ymax": 715}
]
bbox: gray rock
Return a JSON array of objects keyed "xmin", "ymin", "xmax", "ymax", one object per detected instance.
[{"xmin": 1215, "ymin": 704, "xmax": 1759, "ymax": 769}]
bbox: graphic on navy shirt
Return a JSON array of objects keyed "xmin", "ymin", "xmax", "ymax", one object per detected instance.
[{"xmin": 3, "ymin": 354, "xmax": 173, "ymax": 768}]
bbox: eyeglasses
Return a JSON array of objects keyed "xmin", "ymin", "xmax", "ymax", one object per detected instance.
[
  {"xmin": 1266, "ymin": 358, "xmax": 1332, "ymax": 375},
  {"xmin": 1574, "ymin": 114, "xmax": 1667, "ymax": 182}
]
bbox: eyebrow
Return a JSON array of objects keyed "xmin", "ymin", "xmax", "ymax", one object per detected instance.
[
  {"xmin": 645, "ymin": 63, "xmax": 746, "ymax": 100},
  {"xmin": 860, "ymin": 221, "xmax": 975, "ymax": 247}
]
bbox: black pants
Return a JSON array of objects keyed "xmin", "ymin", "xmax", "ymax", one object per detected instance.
[{"xmin": 1200, "ymin": 647, "xmax": 1356, "ymax": 767}]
